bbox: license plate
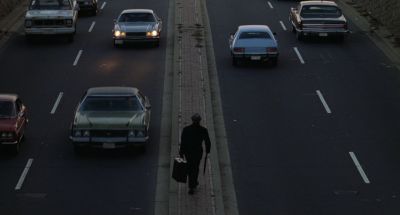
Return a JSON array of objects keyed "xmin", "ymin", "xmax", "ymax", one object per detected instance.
[
  {"xmin": 102, "ymin": 143, "xmax": 116, "ymax": 149},
  {"xmin": 319, "ymin": 33, "xmax": 328, "ymax": 37},
  {"xmin": 250, "ymin": 56, "xmax": 261, "ymax": 60},
  {"xmin": 114, "ymin": 40, "xmax": 123, "ymax": 44}
]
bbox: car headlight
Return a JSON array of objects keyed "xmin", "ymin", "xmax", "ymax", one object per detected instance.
[
  {"xmin": 83, "ymin": 130, "xmax": 90, "ymax": 137},
  {"xmin": 114, "ymin": 30, "xmax": 126, "ymax": 37},
  {"xmin": 147, "ymin": 30, "xmax": 158, "ymax": 37},
  {"xmin": 1, "ymin": 132, "xmax": 13, "ymax": 138},
  {"xmin": 25, "ymin": 20, "xmax": 32, "ymax": 28},
  {"xmin": 128, "ymin": 131, "xmax": 135, "ymax": 137},
  {"xmin": 1, "ymin": 132, "xmax": 6, "ymax": 138},
  {"xmin": 74, "ymin": 130, "xmax": 82, "ymax": 137},
  {"xmin": 136, "ymin": 130, "xmax": 145, "ymax": 137}
]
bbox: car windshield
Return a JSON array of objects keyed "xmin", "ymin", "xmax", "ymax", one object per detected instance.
[
  {"xmin": 118, "ymin": 12, "xmax": 155, "ymax": 22},
  {"xmin": 300, "ymin": 5, "xmax": 342, "ymax": 18},
  {"xmin": 239, "ymin": 31, "xmax": 271, "ymax": 39},
  {"xmin": 0, "ymin": 101, "xmax": 15, "ymax": 117},
  {"xmin": 80, "ymin": 96, "xmax": 143, "ymax": 112},
  {"xmin": 29, "ymin": 0, "xmax": 72, "ymax": 10}
]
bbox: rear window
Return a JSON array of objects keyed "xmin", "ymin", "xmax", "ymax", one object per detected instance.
[
  {"xmin": 118, "ymin": 13, "xmax": 155, "ymax": 22},
  {"xmin": 80, "ymin": 96, "xmax": 142, "ymax": 112},
  {"xmin": 29, "ymin": 0, "xmax": 72, "ymax": 10},
  {"xmin": 0, "ymin": 101, "xmax": 15, "ymax": 117},
  {"xmin": 239, "ymin": 32, "xmax": 271, "ymax": 39},
  {"xmin": 300, "ymin": 5, "xmax": 342, "ymax": 18}
]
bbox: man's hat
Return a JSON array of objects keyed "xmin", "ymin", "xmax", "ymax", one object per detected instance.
[{"xmin": 191, "ymin": 113, "xmax": 202, "ymax": 122}]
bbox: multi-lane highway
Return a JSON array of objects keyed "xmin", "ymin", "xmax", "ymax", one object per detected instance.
[
  {"xmin": 207, "ymin": 0, "xmax": 400, "ymax": 214},
  {"xmin": 0, "ymin": 0, "xmax": 168, "ymax": 214},
  {"xmin": 1, "ymin": 0, "xmax": 400, "ymax": 214}
]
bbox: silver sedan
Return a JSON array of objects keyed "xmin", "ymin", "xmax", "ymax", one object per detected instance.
[
  {"xmin": 113, "ymin": 9, "xmax": 162, "ymax": 47},
  {"xmin": 229, "ymin": 25, "xmax": 279, "ymax": 66}
]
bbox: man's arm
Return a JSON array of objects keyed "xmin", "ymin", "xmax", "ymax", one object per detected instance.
[{"xmin": 204, "ymin": 128, "xmax": 211, "ymax": 154}]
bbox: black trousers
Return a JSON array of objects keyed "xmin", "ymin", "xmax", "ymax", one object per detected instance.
[{"xmin": 186, "ymin": 153, "xmax": 202, "ymax": 189}]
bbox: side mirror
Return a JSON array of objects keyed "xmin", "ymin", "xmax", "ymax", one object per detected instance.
[
  {"xmin": 18, "ymin": 111, "xmax": 25, "ymax": 118},
  {"xmin": 145, "ymin": 104, "xmax": 152, "ymax": 110}
]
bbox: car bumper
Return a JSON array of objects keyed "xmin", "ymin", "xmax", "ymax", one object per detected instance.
[
  {"xmin": 232, "ymin": 53, "xmax": 279, "ymax": 61},
  {"xmin": 78, "ymin": 4, "xmax": 96, "ymax": 11},
  {"xmin": 114, "ymin": 37, "xmax": 160, "ymax": 44},
  {"xmin": 298, "ymin": 29, "xmax": 349, "ymax": 37},
  {"xmin": 0, "ymin": 140, "xmax": 18, "ymax": 145},
  {"xmin": 25, "ymin": 27, "xmax": 76, "ymax": 35},
  {"xmin": 70, "ymin": 136, "xmax": 149, "ymax": 148}
]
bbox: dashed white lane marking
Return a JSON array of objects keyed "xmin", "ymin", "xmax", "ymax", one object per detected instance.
[
  {"xmin": 88, "ymin": 21, "xmax": 96, "ymax": 32},
  {"xmin": 316, "ymin": 90, "xmax": 332, "ymax": 114},
  {"xmin": 50, "ymin": 92, "xmax": 63, "ymax": 114},
  {"xmin": 100, "ymin": 2, "xmax": 107, "ymax": 10},
  {"xmin": 349, "ymin": 152, "xmax": 371, "ymax": 184},
  {"xmin": 15, "ymin": 158, "xmax": 34, "ymax": 190},
  {"xmin": 73, "ymin": 50, "xmax": 83, "ymax": 66},
  {"xmin": 293, "ymin": 47, "xmax": 305, "ymax": 64},
  {"xmin": 267, "ymin": 1, "xmax": 274, "ymax": 9},
  {"xmin": 279, "ymin": 21, "xmax": 287, "ymax": 31}
]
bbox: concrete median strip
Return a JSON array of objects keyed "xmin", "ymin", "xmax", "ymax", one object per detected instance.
[{"xmin": 155, "ymin": 0, "xmax": 239, "ymax": 213}]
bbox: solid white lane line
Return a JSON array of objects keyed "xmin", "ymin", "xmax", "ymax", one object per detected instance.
[
  {"xmin": 267, "ymin": 1, "xmax": 274, "ymax": 9},
  {"xmin": 100, "ymin": 2, "xmax": 106, "ymax": 10},
  {"xmin": 88, "ymin": 21, "xmax": 96, "ymax": 32},
  {"xmin": 279, "ymin": 21, "xmax": 287, "ymax": 31},
  {"xmin": 316, "ymin": 90, "xmax": 332, "ymax": 114},
  {"xmin": 15, "ymin": 158, "xmax": 34, "ymax": 190},
  {"xmin": 50, "ymin": 92, "xmax": 63, "ymax": 114},
  {"xmin": 73, "ymin": 50, "xmax": 83, "ymax": 66},
  {"xmin": 349, "ymin": 152, "xmax": 371, "ymax": 184},
  {"xmin": 293, "ymin": 47, "xmax": 305, "ymax": 64}
]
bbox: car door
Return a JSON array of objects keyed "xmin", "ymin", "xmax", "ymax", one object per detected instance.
[
  {"xmin": 137, "ymin": 92, "xmax": 151, "ymax": 130},
  {"xmin": 15, "ymin": 99, "xmax": 27, "ymax": 138}
]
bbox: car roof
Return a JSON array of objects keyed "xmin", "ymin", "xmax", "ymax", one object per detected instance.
[
  {"xmin": 300, "ymin": 1, "xmax": 338, "ymax": 7},
  {"xmin": 0, "ymin": 94, "xmax": 18, "ymax": 102},
  {"xmin": 238, "ymin": 25, "xmax": 271, "ymax": 33},
  {"xmin": 86, "ymin": 87, "xmax": 139, "ymax": 97},
  {"xmin": 121, "ymin": 9, "xmax": 154, "ymax": 14}
]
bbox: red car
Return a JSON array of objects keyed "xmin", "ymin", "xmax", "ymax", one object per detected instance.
[{"xmin": 0, "ymin": 94, "xmax": 28, "ymax": 154}]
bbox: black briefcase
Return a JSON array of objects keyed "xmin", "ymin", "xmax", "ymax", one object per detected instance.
[{"xmin": 172, "ymin": 157, "xmax": 187, "ymax": 183}]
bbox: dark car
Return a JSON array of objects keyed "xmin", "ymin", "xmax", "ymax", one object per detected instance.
[
  {"xmin": 0, "ymin": 94, "xmax": 28, "ymax": 154},
  {"xmin": 77, "ymin": 0, "xmax": 98, "ymax": 15}
]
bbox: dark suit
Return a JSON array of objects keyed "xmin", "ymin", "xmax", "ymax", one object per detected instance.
[{"xmin": 179, "ymin": 123, "xmax": 211, "ymax": 189}]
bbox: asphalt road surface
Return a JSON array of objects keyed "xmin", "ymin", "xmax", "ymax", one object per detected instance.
[
  {"xmin": 0, "ymin": 0, "xmax": 168, "ymax": 214},
  {"xmin": 206, "ymin": 0, "xmax": 400, "ymax": 214}
]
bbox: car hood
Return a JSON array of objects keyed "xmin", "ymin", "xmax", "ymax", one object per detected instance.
[
  {"xmin": 234, "ymin": 39, "xmax": 277, "ymax": 48},
  {"xmin": 0, "ymin": 118, "xmax": 17, "ymax": 131},
  {"xmin": 117, "ymin": 22, "xmax": 155, "ymax": 32},
  {"xmin": 26, "ymin": 10, "xmax": 74, "ymax": 19},
  {"xmin": 74, "ymin": 111, "xmax": 146, "ymax": 129}
]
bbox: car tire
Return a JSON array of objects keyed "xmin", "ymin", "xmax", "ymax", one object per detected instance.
[
  {"xmin": 232, "ymin": 57, "xmax": 238, "ymax": 67},
  {"xmin": 296, "ymin": 31, "xmax": 303, "ymax": 41},
  {"xmin": 67, "ymin": 34, "xmax": 74, "ymax": 43},
  {"xmin": 92, "ymin": 5, "xmax": 98, "ymax": 16},
  {"xmin": 73, "ymin": 145, "xmax": 86, "ymax": 155},
  {"xmin": 10, "ymin": 142, "xmax": 20, "ymax": 155},
  {"xmin": 270, "ymin": 58, "xmax": 278, "ymax": 67}
]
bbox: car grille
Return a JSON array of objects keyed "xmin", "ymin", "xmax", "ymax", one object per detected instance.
[
  {"xmin": 91, "ymin": 130, "xmax": 128, "ymax": 137},
  {"xmin": 32, "ymin": 19, "xmax": 67, "ymax": 27},
  {"xmin": 126, "ymin": 32, "xmax": 146, "ymax": 38}
]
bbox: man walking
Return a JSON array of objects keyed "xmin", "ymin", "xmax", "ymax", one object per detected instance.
[{"xmin": 179, "ymin": 113, "xmax": 211, "ymax": 195}]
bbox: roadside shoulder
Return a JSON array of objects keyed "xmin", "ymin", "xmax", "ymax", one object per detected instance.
[
  {"xmin": 0, "ymin": 0, "xmax": 28, "ymax": 50},
  {"xmin": 337, "ymin": 0, "xmax": 400, "ymax": 70}
]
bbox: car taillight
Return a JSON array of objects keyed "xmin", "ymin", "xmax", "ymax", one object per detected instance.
[
  {"xmin": 233, "ymin": 47, "xmax": 245, "ymax": 53},
  {"xmin": 267, "ymin": 47, "xmax": 278, "ymax": 53},
  {"xmin": 343, "ymin": 22, "xmax": 348, "ymax": 30}
]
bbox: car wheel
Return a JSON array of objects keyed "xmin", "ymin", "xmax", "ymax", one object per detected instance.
[
  {"xmin": 232, "ymin": 57, "xmax": 238, "ymax": 67},
  {"xmin": 67, "ymin": 34, "xmax": 74, "ymax": 42},
  {"xmin": 270, "ymin": 58, "xmax": 278, "ymax": 67},
  {"xmin": 73, "ymin": 145, "xmax": 86, "ymax": 155},
  {"xmin": 92, "ymin": 5, "xmax": 98, "ymax": 16},
  {"xmin": 296, "ymin": 31, "xmax": 303, "ymax": 41},
  {"xmin": 10, "ymin": 142, "xmax": 20, "ymax": 155}
]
